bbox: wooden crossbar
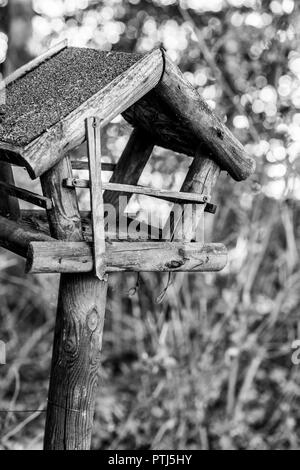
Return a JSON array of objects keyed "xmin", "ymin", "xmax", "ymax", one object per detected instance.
[
  {"xmin": 0, "ymin": 180, "xmax": 52, "ymax": 209},
  {"xmin": 27, "ymin": 241, "xmax": 228, "ymax": 274},
  {"xmin": 63, "ymin": 178, "xmax": 210, "ymax": 204},
  {"xmin": 0, "ymin": 215, "xmax": 228, "ymax": 274},
  {"xmin": 71, "ymin": 161, "xmax": 116, "ymax": 172}
]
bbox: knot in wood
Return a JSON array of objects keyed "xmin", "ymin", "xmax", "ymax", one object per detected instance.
[
  {"xmin": 165, "ymin": 259, "xmax": 184, "ymax": 269},
  {"xmin": 213, "ymin": 127, "xmax": 224, "ymax": 140},
  {"xmin": 87, "ymin": 308, "xmax": 99, "ymax": 332}
]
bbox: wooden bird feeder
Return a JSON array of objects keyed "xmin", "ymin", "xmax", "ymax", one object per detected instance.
[{"xmin": 0, "ymin": 40, "xmax": 255, "ymax": 449}]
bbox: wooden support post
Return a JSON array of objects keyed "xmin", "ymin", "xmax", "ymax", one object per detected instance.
[
  {"xmin": 0, "ymin": 159, "xmax": 20, "ymax": 220},
  {"xmin": 103, "ymin": 128, "xmax": 154, "ymax": 213},
  {"xmin": 41, "ymin": 156, "xmax": 108, "ymax": 450},
  {"xmin": 164, "ymin": 150, "xmax": 220, "ymax": 242}
]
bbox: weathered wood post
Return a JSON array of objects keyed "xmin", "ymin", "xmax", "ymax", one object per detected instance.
[
  {"xmin": 0, "ymin": 160, "xmax": 20, "ymax": 219},
  {"xmin": 41, "ymin": 156, "xmax": 108, "ymax": 450}
]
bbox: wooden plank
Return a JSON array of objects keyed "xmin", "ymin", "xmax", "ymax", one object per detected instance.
[
  {"xmin": 86, "ymin": 117, "xmax": 106, "ymax": 280},
  {"xmin": 103, "ymin": 128, "xmax": 154, "ymax": 211},
  {"xmin": 27, "ymin": 241, "xmax": 228, "ymax": 274},
  {"xmin": 63, "ymin": 178, "xmax": 210, "ymax": 204},
  {"xmin": 0, "ymin": 215, "xmax": 52, "ymax": 257},
  {"xmin": 4, "ymin": 40, "xmax": 68, "ymax": 86},
  {"xmin": 0, "ymin": 180, "xmax": 52, "ymax": 209},
  {"xmin": 0, "ymin": 159, "xmax": 20, "ymax": 219},
  {"xmin": 156, "ymin": 52, "xmax": 255, "ymax": 181},
  {"xmin": 40, "ymin": 156, "xmax": 108, "ymax": 450},
  {"xmin": 71, "ymin": 160, "xmax": 115, "ymax": 172},
  {"xmin": 15, "ymin": 49, "xmax": 163, "ymax": 179}
]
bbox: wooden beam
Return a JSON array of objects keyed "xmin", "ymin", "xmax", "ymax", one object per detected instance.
[
  {"xmin": 71, "ymin": 161, "xmax": 115, "ymax": 172},
  {"xmin": 4, "ymin": 40, "xmax": 68, "ymax": 86},
  {"xmin": 0, "ymin": 180, "xmax": 52, "ymax": 209},
  {"xmin": 124, "ymin": 50, "xmax": 255, "ymax": 182},
  {"xmin": 27, "ymin": 241, "xmax": 228, "ymax": 274},
  {"xmin": 64, "ymin": 179, "xmax": 210, "ymax": 204},
  {"xmin": 11, "ymin": 49, "xmax": 163, "ymax": 179},
  {"xmin": 156, "ymin": 52, "xmax": 255, "ymax": 181},
  {"xmin": 41, "ymin": 156, "xmax": 108, "ymax": 450},
  {"xmin": 0, "ymin": 215, "xmax": 227, "ymax": 273},
  {"xmin": 103, "ymin": 128, "xmax": 154, "ymax": 210},
  {"xmin": 0, "ymin": 215, "xmax": 52, "ymax": 257},
  {"xmin": 86, "ymin": 117, "xmax": 106, "ymax": 279},
  {"xmin": 0, "ymin": 160, "xmax": 20, "ymax": 219}
]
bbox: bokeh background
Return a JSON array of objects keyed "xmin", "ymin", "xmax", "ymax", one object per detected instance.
[{"xmin": 1, "ymin": 0, "xmax": 300, "ymax": 450}]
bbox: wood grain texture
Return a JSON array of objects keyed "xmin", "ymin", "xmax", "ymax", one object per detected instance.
[
  {"xmin": 0, "ymin": 160, "xmax": 20, "ymax": 219},
  {"xmin": 103, "ymin": 128, "xmax": 154, "ymax": 210},
  {"xmin": 0, "ymin": 215, "xmax": 227, "ymax": 273},
  {"xmin": 86, "ymin": 117, "xmax": 106, "ymax": 279},
  {"xmin": 0, "ymin": 180, "xmax": 52, "ymax": 209},
  {"xmin": 172, "ymin": 155, "xmax": 221, "ymax": 242},
  {"xmin": 27, "ymin": 241, "xmax": 228, "ymax": 274},
  {"xmin": 13, "ymin": 49, "xmax": 163, "ymax": 179},
  {"xmin": 0, "ymin": 215, "xmax": 52, "ymax": 257},
  {"xmin": 123, "ymin": 90, "xmax": 199, "ymax": 157},
  {"xmin": 41, "ymin": 155, "xmax": 108, "ymax": 450},
  {"xmin": 40, "ymin": 157, "xmax": 82, "ymax": 240},
  {"xmin": 156, "ymin": 52, "xmax": 255, "ymax": 181},
  {"xmin": 124, "ymin": 51, "xmax": 255, "ymax": 182}
]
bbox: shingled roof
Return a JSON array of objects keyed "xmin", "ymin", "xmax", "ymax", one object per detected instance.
[
  {"xmin": 0, "ymin": 42, "xmax": 255, "ymax": 181},
  {"xmin": 0, "ymin": 48, "xmax": 142, "ymax": 148}
]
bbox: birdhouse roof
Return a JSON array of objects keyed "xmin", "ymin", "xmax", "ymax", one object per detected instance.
[
  {"xmin": 0, "ymin": 42, "xmax": 255, "ymax": 181},
  {"xmin": 0, "ymin": 48, "xmax": 142, "ymax": 149}
]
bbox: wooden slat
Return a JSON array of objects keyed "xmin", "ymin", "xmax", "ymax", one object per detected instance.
[
  {"xmin": 15, "ymin": 49, "xmax": 163, "ymax": 179},
  {"xmin": 26, "ymin": 241, "xmax": 228, "ymax": 274},
  {"xmin": 71, "ymin": 160, "xmax": 115, "ymax": 172},
  {"xmin": 0, "ymin": 180, "xmax": 52, "ymax": 209},
  {"xmin": 4, "ymin": 40, "xmax": 68, "ymax": 86},
  {"xmin": 86, "ymin": 117, "xmax": 106, "ymax": 280},
  {"xmin": 63, "ymin": 178, "xmax": 210, "ymax": 204}
]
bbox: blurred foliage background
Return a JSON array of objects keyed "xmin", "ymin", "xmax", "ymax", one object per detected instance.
[{"xmin": 1, "ymin": 0, "xmax": 300, "ymax": 450}]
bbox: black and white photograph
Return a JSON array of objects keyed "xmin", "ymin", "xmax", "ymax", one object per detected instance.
[{"xmin": 0, "ymin": 0, "xmax": 299, "ymax": 453}]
